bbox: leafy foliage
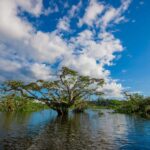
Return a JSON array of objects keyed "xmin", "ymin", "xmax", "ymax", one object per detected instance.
[
  {"xmin": 87, "ymin": 99, "xmax": 123, "ymax": 109},
  {"xmin": 116, "ymin": 93, "xmax": 150, "ymax": 118},
  {"xmin": 0, "ymin": 67, "xmax": 104, "ymax": 115},
  {"xmin": 73, "ymin": 100, "xmax": 88, "ymax": 113},
  {"xmin": 0, "ymin": 95, "xmax": 48, "ymax": 112}
]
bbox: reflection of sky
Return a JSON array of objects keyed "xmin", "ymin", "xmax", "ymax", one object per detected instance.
[
  {"xmin": 121, "ymin": 116, "xmax": 150, "ymax": 150},
  {"xmin": 85, "ymin": 109, "xmax": 129, "ymax": 149},
  {"xmin": 28, "ymin": 109, "xmax": 57, "ymax": 126},
  {"xmin": 0, "ymin": 110, "xmax": 57, "ymax": 139},
  {"xmin": 27, "ymin": 110, "xmax": 57, "ymax": 136},
  {"xmin": 0, "ymin": 109, "xmax": 58, "ymax": 150},
  {"xmin": 84, "ymin": 109, "xmax": 150, "ymax": 149},
  {"xmin": 1, "ymin": 109, "xmax": 150, "ymax": 149}
]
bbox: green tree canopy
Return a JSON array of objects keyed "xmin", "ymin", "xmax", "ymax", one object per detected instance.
[{"xmin": 0, "ymin": 67, "xmax": 104, "ymax": 115}]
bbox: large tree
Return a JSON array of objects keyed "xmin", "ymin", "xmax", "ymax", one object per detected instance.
[{"xmin": 0, "ymin": 67, "xmax": 104, "ymax": 116}]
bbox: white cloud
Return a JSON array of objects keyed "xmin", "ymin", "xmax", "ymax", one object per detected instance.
[
  {"xmin": 68, "ymin": 1, "xmax": 82, "ymax": 18},
  {"xmin": 101, "ymin": 0, "xmax": 131, "ymax": 30},
  {"xmin": 16, "ymin": 0, "xmax": 43, "ymax": 17},
  {"xmin": 57, "ymin": 1, "xmax": 82, "ymax": 32},
  {"xmin": 30, "ymin": 63, "xmax": 52, "ymax": 80},
  {"xmin": 100, "ymin": 80, "xmax": 124, "ymax": 99},
  {"xmin": 0, "ymin": 59, "xmax": 21, "ymax": 72},
  {"xmin": 30, "ymin": 31, "xmax": 69, "ymax": 63},
  {"xmin": 69, "ymin": 30, "xmax": 123, "ymax": 66},
  {"xmin": 0, "ymin": 0, "xmax": 33, "ymax": 40},
  {"xmin": 43, "ymin": 2, "xmax": 59, "ymax": 16},
  {"xmin": 0, "ymin": 0, "xmax": 132, "ymax": 98},
  {"xmin": 57, "ymin": 17, "xmax": 70, "ymax": 31},
  {"xmin": 62, "ymin": 54, "xmax": 110, "ymax": 79},
  {"xmin": 78, "ymin": 0, "xmax": 104, "ymax": 26}
]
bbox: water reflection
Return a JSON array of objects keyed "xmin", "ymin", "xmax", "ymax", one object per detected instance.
[
  {"xmin": 0, "ymin": 110, "xmax": 57, "ymax": 150},
  {"xmin": 0, "ymin": 109, "xmax": 150, "ymax": 150}
]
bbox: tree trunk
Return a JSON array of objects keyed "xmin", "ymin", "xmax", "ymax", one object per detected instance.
[
  {"xmin": 56, "ymin": 109, "xmax": 63, "ymax": 116},
  {"xmin": 56, "ymin": 108, "xmax": 68, "ymax": 116},
  {"xmin": 44, "ymin": 100, "xmax": 70, "ymax": 116}
]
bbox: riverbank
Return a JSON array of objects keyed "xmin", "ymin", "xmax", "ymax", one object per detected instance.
[
  {"xmin": 87, "ymin": 99, "xmax": 123, "ymax": 110},
  {"xmin": 87, "ymin": 96, "xmax": 150, "ymax": 118}
]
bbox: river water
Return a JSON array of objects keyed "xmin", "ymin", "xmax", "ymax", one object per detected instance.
[{"xmin": 0, "ymin": 109, "xmax": 150, "ymax": 150}]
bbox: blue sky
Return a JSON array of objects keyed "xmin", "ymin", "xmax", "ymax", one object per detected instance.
[
  {"xmin": 109, "ymin": 0, "xmax": 150, "ymax": 96},
  {"xmin": 0, "ymin": 0, "xmax": 149, "ymax": 98}
]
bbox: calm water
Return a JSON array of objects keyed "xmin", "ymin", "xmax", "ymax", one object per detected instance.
[{"xmin": 0, "ymin": 109, "xmax": 150, "ymax": 150}]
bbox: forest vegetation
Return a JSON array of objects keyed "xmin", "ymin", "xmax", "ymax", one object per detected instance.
[
  {"xmin": 0, "ymin": 67, "xmax": 104, "ymax": 116},
  {"xmin": 0, "ymin": 67, "xmax": 150, "ymax": 118}
]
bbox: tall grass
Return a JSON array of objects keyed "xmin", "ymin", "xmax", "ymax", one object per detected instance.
[{"xmin": 0, "ymin": 95, "xmax": 49, "ymax": 112}]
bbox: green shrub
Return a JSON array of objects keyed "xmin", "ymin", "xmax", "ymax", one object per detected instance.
[
  {"xmin": 116, "ymin": 94, "xmax": 150, "ymax": 118},
  {"xmin": 73, "ymin": 100, "xmax": 87, "ymax": 113},
  {"xmin": 0, "ymin": 95, "xmax": 49, "ymax": 112}
]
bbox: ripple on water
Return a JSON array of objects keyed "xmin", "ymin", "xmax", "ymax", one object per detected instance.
[{"xmin": 0, "ymin": 109, "xmax": 150, "ymax": 150}]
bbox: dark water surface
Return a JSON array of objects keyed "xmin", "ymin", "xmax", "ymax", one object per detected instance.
[{"xmin": 0, "ymin": 109, "xmax": 150, "ymax": 150}]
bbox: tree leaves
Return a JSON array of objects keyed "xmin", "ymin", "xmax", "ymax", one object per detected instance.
[{"xmin": 1, "ymin": 67, "xmax": 105, "ymax": 114}]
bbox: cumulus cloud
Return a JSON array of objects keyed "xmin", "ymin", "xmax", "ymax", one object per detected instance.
[
  {"xmin": 30, "ymin": 31, "xmax": 69, "ymax": 63},
  {"xmin": 30, "ymin": 63, "xmax": 52, "ymax": 80},
  {"xmin": 101, "ymin": 0, "xmax": 131, "ymax": 30},
  {"xmin": 43, "ymin": 1, "xmax": 59, "ymax": 16},
  {"xmin": 62, "ymin": 54, "xmax": 110, "ymax": 79},
  {"xmin": 16, "ymin": 0, "xmax": 43, "ymax": 17},
  {"xmin": 57, "ymin": 17, "xmax": 70, "ymax": 31},
  {"xmin": 100, "ymin": 81, "xmax": 124, "ymax": 99},
  {"xmin": 68, "ymin": 1, "xmax": 82, "ymax": 18},
  {"xmin": 0, "ymin": 0, "xmax": 33, "ymax": 40},
  {"xmin": 0, "ymin": 0, "xmax": 132, "ymax": 98},
  {"xmin": 78, "ymin": 0, "xmax": 104, "ymax": 26},
  {"xmin": 69, "ymin": 30, "xmax": 123, "ymax": 66},
  {"xmin": 57, "ymin": 1, "xmax": 82, "ymax": 32},
  {"xmin": 0, "ymin": 59, "xmax": 21, "ymax": 72}
]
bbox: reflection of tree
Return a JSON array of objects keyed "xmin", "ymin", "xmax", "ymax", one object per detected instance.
[
  {"xmin": 0, "ymin": 110, "xmax": 58, "ymax": 149},
  {"xmin": 1, "ymin": 112, "xmax": 31, "ymax": 130},
  {"xmin": 1, "ymin": 110, "xmax": 149, "ymax": 150},
  {"xmin": 29, "ymin": 110, "xmax": 121, "ymax": 150},
  {"xmin": 0, "ymin": 112, "xmax": 33, "ymax": 150}
]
